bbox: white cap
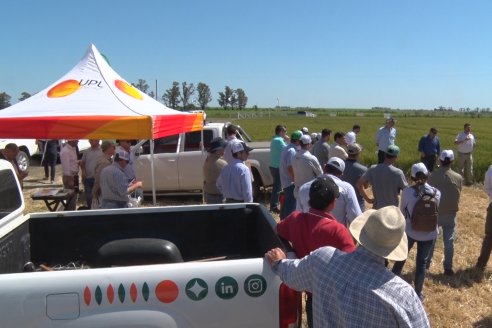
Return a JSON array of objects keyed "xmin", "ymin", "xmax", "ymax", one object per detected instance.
[
  {"xmin": 231, "ymin": 142, "xmax": 253, "ymax": 154},
  {"xmin": 301, "ymin": 127, "xmax": 309, "ymax": 134},
  {"xmin": 300, "ymin": 134, "xmax": 312, "ymax": 145},
  {"xmin": 115, "ymin": 149, "xmax": 130, "ymax": 162},
  {"xmin": 411, "ymin": 162, "xmax": 428, "ymax": 178},
  {"xmin": 327, "ymin": 157, "xmax": 345, "ymax": 173},
  {"xmin": 440, "ymin": 149, "xmax": 455, "ymax": 162}
]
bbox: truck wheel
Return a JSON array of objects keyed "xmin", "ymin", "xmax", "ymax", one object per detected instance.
[
  {"xmin": 252, "ymin": 169, "xmax": 262, "ymax": 202},
  {"xmin": 16, "ymin": 150, "xmax": 30, "ymax": 171}
]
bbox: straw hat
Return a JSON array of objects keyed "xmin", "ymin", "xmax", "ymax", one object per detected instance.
[{"xmin": 349, "ymin": 206, "xmax": 408, "ymax": 261}]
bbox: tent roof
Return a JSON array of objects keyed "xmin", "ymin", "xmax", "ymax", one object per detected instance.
[{"xmin": 0, "ymin": 44, "xmax": 203, "ymax": 139}]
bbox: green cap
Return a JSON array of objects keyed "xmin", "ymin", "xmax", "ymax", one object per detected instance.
[
  {"xmin": 291, "ymin": 130, "xmax": 303, "ymax": 141},
  {"xmin": 386, "ymin": 144, "xmax": 400, "ymax": 156}
]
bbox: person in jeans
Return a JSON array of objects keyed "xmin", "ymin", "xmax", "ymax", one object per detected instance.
[
  {"xmin": 392, "ymin": 163, "xmax": 441, "ymax": 301},
  {"xmin": 427, "ymin": 150, "xmax": 463, "ymax": 275},
  {"xmin": 40, "ymin": 139, "xmax": 59, "ymax": 183},
  {"xmin": 269, "ymin": 125, "xmax": 288, "ymax": 213},
  {"xmin": 279, "ymin": 130, "xmax": 302, "ymax": 219},
  {"xmin": 476, "ymin": 164, "xmax": 492, "ymax": 269}
]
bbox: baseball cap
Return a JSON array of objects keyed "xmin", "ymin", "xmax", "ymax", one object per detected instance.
[
  {"xmin": 115, "ymin": 149, "xmax": 130, "ymax": 162},
  {"xmin": 207, "ymin": 137, "xmax": 227, "ymax": 153},
  {"xmin": 327, "ymin": 157, "xmax": 345, "ymax": 173},
  {"xmin": 386, "ymin": 144, "xmax": 400, "ymax": 156},
  {"xmin": 300, "ymin": 134, "xmax": 312, "ymax": 145},
  {"xmin": 309, "ymin": 176, "xmax": 340, "ymax": 205},
  {"xmin": 440, "ymin": 149, "xmax": 454, "ymax": 162},
  {"xmin": 347, "ymin": 143, "xmax": 362, "ymax": 155},
  {"xmin": 291, "ymin": 130, "xmax": 303, "ymax": 141},
  {"xmin": 231, "ymin": 142, "xmax": 253, "ymax": 154},
  {"xmin": 411, "ymin": 162, "xmax": 428, "ymax": 178},
  {"xmin": 386, "ymin": 117, "xmax": 396, "ymax": 123},
  {"xmin": 301, "ymin": 127, "xmax": 309, "ymax": 134}
]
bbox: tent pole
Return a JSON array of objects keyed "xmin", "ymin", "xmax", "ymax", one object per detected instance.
[
  {"xmin": 150, "ymin": 139, "xmax": 156, "ymax": 205},
  {"xmin": 201, "ymin": 128, "xmax": 205, "ymax": 204}
]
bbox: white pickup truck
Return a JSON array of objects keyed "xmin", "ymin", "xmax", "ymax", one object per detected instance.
[
  {"xmin": 0, "ymin": 159, "xmax": 301, "ymax": 327},
  {"xmin": 134, "ymin": 122, "xmax": 272, "ymax": 199}
]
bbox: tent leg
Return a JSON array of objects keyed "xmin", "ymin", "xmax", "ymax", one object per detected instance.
[{"xmin": 150, "ymin": 139, "xmax": 156, "ymax": 206}]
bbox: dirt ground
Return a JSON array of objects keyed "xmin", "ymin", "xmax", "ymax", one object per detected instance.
[{"xmin": 21, "ymin": 160, "xmax": 492, "ymax": 327}]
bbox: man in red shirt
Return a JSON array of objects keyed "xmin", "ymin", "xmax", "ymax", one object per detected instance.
[{"xmin": 277, "ymin": 176, "xmax": 355, "ymax": 328}]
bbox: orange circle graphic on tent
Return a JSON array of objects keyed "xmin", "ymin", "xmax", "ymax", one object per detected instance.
[
  {"xmin": 115, "ymin": 80, "xmax": 143, "ymax": 100},
  {"xmin": 155, "ymin": 280, "xmax": 179, "ymax": 303},
  {"xmin": 47, "ymin": 80, "xmax": 80, "ymax": 98}
]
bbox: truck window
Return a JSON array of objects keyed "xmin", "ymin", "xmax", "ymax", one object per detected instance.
[
  {"xmin": 183, "ymin": 130, "xmax": 214, "ymax": 151},
  {"xmin": 0, "ymin": 168, "xmax": 22, "ymax": 220},
  {"xmin": 140, "ymin": 135, "xmax": 179, "ymax": 154}
]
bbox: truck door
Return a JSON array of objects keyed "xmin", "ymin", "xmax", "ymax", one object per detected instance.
[
  {"xmin": 177, "ymin": 130, "xmax": 214, "ymax": 190},
  {"xmin": 134, "ymin": 135, "xmax": 180, "ymax": 191}
]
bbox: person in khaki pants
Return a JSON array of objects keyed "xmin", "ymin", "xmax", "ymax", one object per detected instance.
[{"xmin": 454, "ymin": 123, "xmax": 476, "ymax": 185}]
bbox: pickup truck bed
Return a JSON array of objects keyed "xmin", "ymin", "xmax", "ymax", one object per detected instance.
[{"xmin": 2, "ymin": 204, "xmax": 280, "ymax": 273}]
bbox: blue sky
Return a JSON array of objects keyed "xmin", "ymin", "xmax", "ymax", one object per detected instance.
[{"xmin": 1, "ymin": 0, "xmax": 492, "ymax": 109}]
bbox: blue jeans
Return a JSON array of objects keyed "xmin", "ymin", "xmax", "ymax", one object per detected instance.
[
  {"xmin": 392, "ymin": 236, "xmax": 434, "ymax": 298},
  {"xmin": 280, "ymin": 184, "xmax": 296, "ymax": 220},
  {"xmin": 269, "ymin": 167, "xmax": 281, "ymax": 210},
  {"xmin": 84, "ymin": 177, "xmax": 95, "ymax": 209},
  {"xmin": 428, "ymin": 212, "xmax": 456, "ymax": 270},
  {"xmin": 101, "ymin": 199, "xmax": 128, "ymax": 209}
]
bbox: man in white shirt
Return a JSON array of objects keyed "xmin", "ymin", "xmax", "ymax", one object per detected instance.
[
  {"xmin": 345, "ymin": 124, "xmax": 360, "ymax": 145},
  {"xmin": 329, "ymin": 132, "xmax": 348, "ymax": 160},
  {"xmin": 454, "ymin": 123, "xmax": 476, "ymax": 185},
  {"xmin": 375, "ymin": 117, "xmax": 396, "ymax": 164},
  {"xmin": 476, "ymin": 165, "xmax": 492, "ymax": 269},
  {"xmin": 60, "ymin": 140, "xmax": 79, "ymax": 210},
  {"xmin": 297, "ymin": 157, "xmax": 362, "ymax": 227}
]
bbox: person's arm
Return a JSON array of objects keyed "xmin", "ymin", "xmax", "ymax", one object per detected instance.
[
  {"xmin": 264, "ymin": 247, "xmax": 315, "ymax": 293},
  {"xmin": 80, "ymin": 154, "xmax": 87, "ymax": 182},
  {"xmin": 418, "ymin": 137, "xmax": 425, "ymax": 157},
  {"xmin": 287, "ymin": 165, "xmax": 295, "ymax": 181},
  {"xmin": 127, "ymin": 179, "xmax": 143, "ymax": 194},
  {"xmin": 242, "ymin": 168, "xmax": 253, "ymax": 202},
  {"xmin": 356, "ymin": 175, "xmax": 374, "ymax": 204}
]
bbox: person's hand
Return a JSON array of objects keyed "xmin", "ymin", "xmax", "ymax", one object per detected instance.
[
  {"xmin": 265, "ymin": 247, "xmax": 286, "ymax": 266},
  {"xmin": 366, "ymin": 197, "xmax": 375, "ymax": 204}
]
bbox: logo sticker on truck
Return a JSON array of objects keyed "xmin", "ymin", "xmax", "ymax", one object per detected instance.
[{"xmin": 185, "ymin": 278, "xmax": 208, "ymax": 301}]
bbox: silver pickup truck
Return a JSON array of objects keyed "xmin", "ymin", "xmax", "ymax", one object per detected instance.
[
  {"xmin": 0, "ymin": 159, "xmax": 300, "ymax": 327},
  {"xmin": 134, "ymin": 122, "xmax": 272, "ymax": 199}
]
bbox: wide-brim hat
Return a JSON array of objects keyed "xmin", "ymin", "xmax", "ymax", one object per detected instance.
[
  {"xmin": 207, "ymin": 137, "xmax": 227, "ymax": 153},
  {"xmin": 349, "ymin": 206, "xmax": 408, "ymax": 261}
]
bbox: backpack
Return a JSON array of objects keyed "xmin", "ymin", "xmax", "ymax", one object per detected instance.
[{"xmin": 407, "ymin": 185, "xmax": 438, "ymax": 232}]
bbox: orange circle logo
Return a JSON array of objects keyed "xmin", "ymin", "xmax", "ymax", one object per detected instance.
[
  {"xmin": 115, "ymin": 80, "xmax": 143, "ymax": 100},
  {"xmin": 155, "ymin": 280, "xmax": 179, "ymax": 303},
  {"xmin": 47, "ymin": 80, "xmax": 80, "ymax": 98}
]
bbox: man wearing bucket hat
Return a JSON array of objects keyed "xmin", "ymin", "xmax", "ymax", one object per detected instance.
[
  {"xmin": 203, "ymin": 137, "xmax": 227, "ymax": 204},
  {"xmin": 265, "ymin": 206, "xmax": 430, "ymax": 327}
]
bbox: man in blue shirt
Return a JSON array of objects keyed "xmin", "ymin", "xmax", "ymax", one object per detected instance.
[{"xmin": 418, "ymin": 127, "xmax": 440, "ymax": 172}]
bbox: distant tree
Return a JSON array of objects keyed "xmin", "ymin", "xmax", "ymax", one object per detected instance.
[
  {"xmin": 19, "ymin": 92, "xmax": 31, "ymax": 101},
  {"xmin": 148, "ymin": 91, "xmax": 155, "ymax": 100},
  {"xmin": 235, "ymin": 88, "xmax": 248, "ymax": 110},
  {"xmin": 218, "ymin": 86, "xmax": 234, "ymax": 110},
  {"xmin": 197, "ymin": 82, "xmax": 212, "ymax": 110},
  {"xmin": 0, "ymin": 92, "xmax": 11, "ymax": 109},
  {"xmin": 180, "ymin": 82, "xmax": 195, "ymax": 110},
  {"xmin": 132, "ymin": 79, "xmax": 149, "ymax": 94},
  {"xmin": 162, "ymin": 81, "xmax": 181, "ymax": 109}
]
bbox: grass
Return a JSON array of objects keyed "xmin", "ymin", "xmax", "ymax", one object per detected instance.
[{"xmin": 217, "ymin": 111, "xmax": 491, "ymax": 182}]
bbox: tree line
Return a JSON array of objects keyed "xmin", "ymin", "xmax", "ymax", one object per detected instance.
[
  {"xmin": 131, "ymin": 79, "xmax": 248, "ymax": 111},
  {"xmin": 0, "ymin": 80, "xmax": 248, "ymax": 111}
]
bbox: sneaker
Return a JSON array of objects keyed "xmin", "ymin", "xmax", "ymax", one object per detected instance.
[{"xmin": 444, "ymin": 269, "xmax": 454, "ymax": 276}]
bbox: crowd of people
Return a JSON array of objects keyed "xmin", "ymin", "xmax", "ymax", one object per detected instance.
[{"xmin": 261, "ymin": 118, "xmax": 489, "ymax": 327}]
